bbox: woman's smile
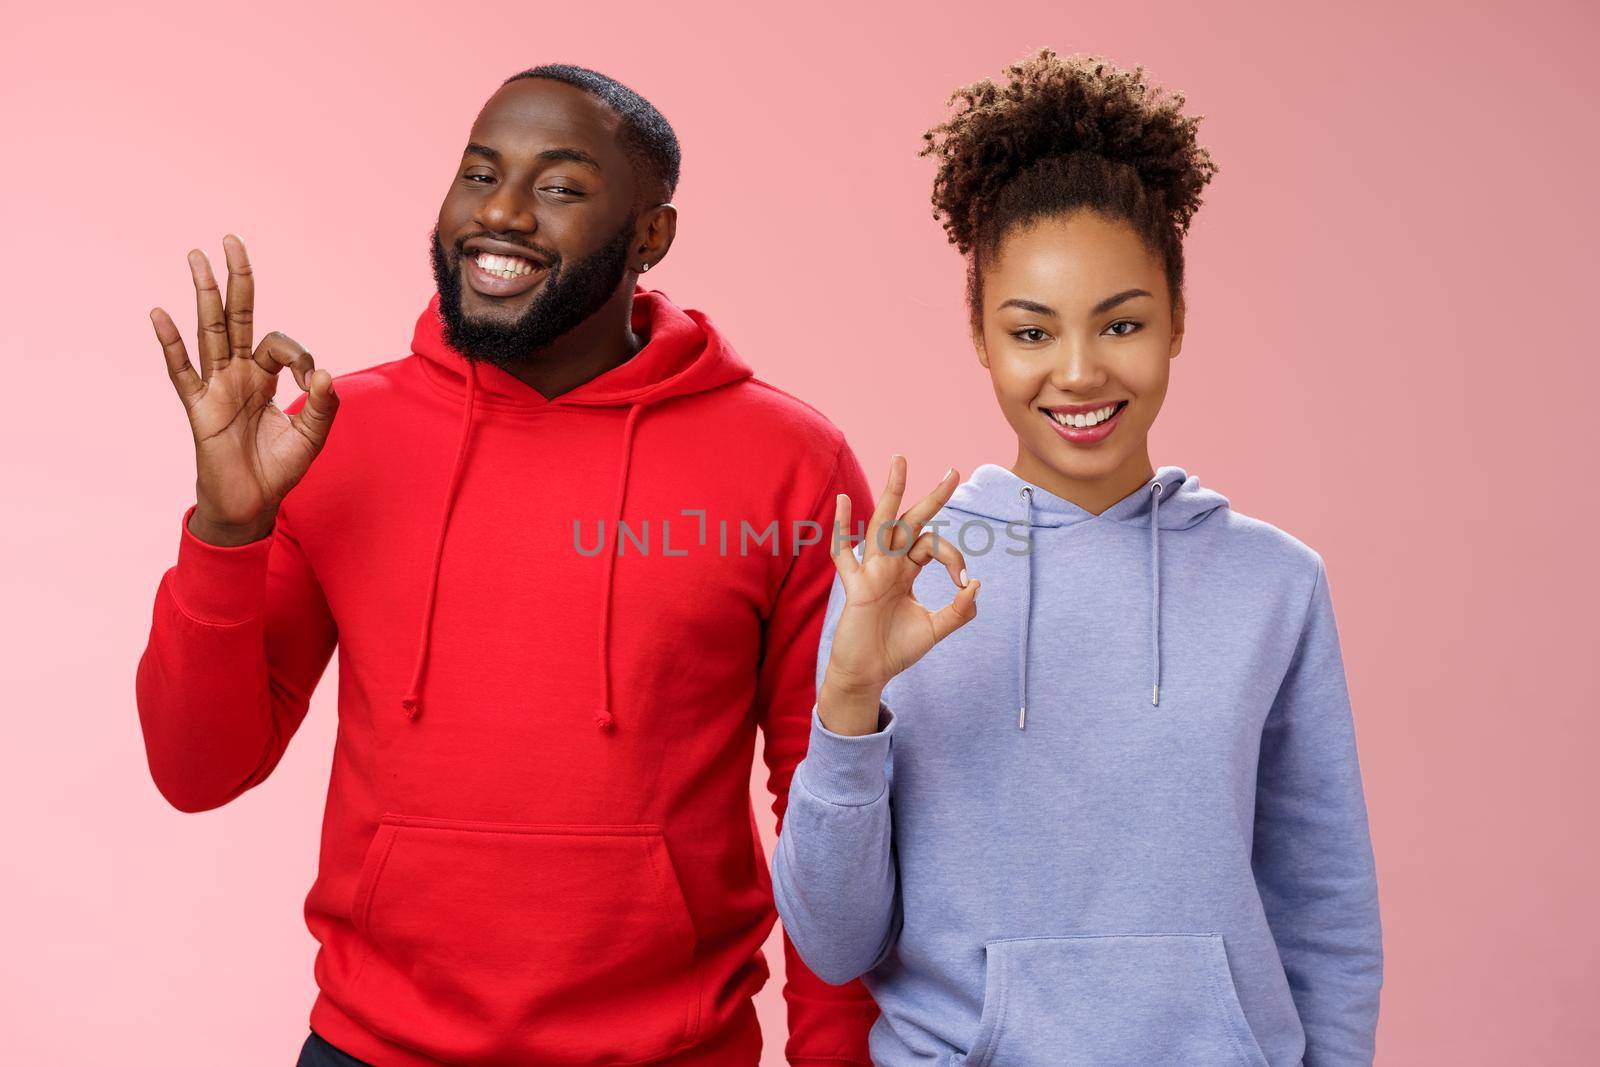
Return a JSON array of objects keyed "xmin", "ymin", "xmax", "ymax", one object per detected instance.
[{"xmin": 1039, "ymin": 399, "xmax": 1129, "ymax": 445}]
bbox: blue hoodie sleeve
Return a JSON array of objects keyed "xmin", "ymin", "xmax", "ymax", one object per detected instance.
[
  {"xmin": 1252, "ymin": 557, "xmax": 1384, "ymax": 1065},
  {"xmin": 771, "ymin": 566, "xmax": 902, "ymax": 987}
]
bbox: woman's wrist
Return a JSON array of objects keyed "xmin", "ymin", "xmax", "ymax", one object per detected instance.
[{"xmin": 817, "ymin": 673, "xmax": 887, "ymax": 737}]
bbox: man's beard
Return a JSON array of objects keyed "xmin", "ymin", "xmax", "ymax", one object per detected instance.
[{"xmin": 429, "ymin": 216, "xmax": 636, "ymax": 369}]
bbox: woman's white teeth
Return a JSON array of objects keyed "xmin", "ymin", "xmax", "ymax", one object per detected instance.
[
  {"xmin": 1048, "ymin": 403, "xmax": 1119, "ymax": 428},
  {"xmin": 474, "ymin": 252, "xmax": 537, "ymax": 278}
]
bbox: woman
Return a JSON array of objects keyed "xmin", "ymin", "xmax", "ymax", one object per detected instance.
[{"xmin": 771, "ymin": 50, "xmax": 1382, "ymax": 1066}]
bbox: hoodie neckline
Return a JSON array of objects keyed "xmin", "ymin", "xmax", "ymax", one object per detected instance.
[
  {"xmin": 399, "ymin": 285, "xmax": 754, "ymax": 731},
  {"xmin": 412, "ymin": 284, "xmax": 753, "ymax": 413},
  {"xmin": 946, "ymin": 462, "xmax": 1230, "ymax": 724},
  {"xmin": 950, "ymin": 463, "xmax": 1224, "ymax": 530}
]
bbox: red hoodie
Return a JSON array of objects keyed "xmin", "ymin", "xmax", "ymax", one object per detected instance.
[{"xmin": 135, "ymin": 286, "xmax": 879, "ymax": 1065}]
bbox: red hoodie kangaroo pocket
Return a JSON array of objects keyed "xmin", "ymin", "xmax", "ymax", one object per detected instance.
[{"xmin": 344, "ymin": 814, "xmax": 702, "ymax": 1064}]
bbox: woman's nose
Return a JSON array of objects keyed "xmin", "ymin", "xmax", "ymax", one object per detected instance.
[{"xmin": 1049, "ymin": 337, "xmax": 1107, "ymax": 392}]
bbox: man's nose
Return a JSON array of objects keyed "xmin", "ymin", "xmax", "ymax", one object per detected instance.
[{"xmin": 475, "ymin": 183, "xmax": 538, "ymax": 233}]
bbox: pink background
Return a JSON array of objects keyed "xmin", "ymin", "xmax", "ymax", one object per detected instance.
[{"xmin": 4, "ymin": 1, "xmax": 1595, "ymax": 1063}]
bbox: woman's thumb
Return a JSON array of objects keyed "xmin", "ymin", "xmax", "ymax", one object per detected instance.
[{"xmin": 929, "ymin": 579, "xmax": 979, "ymax": 643}]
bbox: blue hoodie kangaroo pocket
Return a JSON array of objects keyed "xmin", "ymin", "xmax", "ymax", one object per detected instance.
[{"xmin": 955, "ymin": 933, "xmax": 1270, "ymax": 1067}]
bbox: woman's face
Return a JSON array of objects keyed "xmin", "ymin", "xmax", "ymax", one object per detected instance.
[{"xmin": 974, "ymin": 210, "xmax": 1184, "ymax": 493}]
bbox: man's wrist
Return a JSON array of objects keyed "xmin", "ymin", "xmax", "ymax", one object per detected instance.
[{"xmin": 187, "ymin": 506, "xmax": 277, "ymax": 548}]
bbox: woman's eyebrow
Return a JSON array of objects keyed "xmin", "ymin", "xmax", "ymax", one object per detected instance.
[
  {"xmin": 997, "ymin": 297, "xmax": 1058, "ymax": 316},
  {"xmin": 1091, "ymin": 288, "xmax": 1152, "ymax": 314},
  {"xmin": 997, "ymin": 288, "xmax": 1153, "ymax": 318}
]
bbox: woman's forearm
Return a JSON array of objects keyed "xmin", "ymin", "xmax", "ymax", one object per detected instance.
[{"xmin": 772, "ymin": 701, "xmax": 901, "ymax": 986}]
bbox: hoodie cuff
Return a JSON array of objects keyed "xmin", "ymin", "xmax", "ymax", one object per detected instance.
[
  {"xmin": 170, "ymin": 504, "xmax": 274, "ymax": 625},
  {"xmin": 795, "ymin": 701, "xmax": 896, "ymax": 807}
]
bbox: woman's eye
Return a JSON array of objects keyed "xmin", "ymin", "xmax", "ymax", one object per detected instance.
[
  {"xmin": 1012, "ymin": 327, "xmax": 1050, "ymax": 344},
  {"xmin": 1105, "ymin": 320, "xmax": 1142, "ymax": 337}
]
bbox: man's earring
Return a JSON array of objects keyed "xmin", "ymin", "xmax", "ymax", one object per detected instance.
[{"xmin": 641, "ymin": 262, "xmax": 651, "ymax": 272}]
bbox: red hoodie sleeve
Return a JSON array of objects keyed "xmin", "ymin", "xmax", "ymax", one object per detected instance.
[
  {"xmin": 756, "ymin": 435, "xmax": 880, "ymax": 1065},
  {"xmin": 134, "ymin": 496, "xmax": 337, "ymax": 813}
]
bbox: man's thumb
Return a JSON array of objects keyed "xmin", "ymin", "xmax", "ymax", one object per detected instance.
[{"xmin": 293, "ymin": 369, "xmax": 340, "ymax": 443}]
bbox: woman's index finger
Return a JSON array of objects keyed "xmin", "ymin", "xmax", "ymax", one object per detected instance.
[{"xmin": 900, "ymin": 467, "xmax": 959, "ymax": 535}]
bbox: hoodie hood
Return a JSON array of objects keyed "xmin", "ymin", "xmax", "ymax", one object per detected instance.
[
  {"xmin": 400, "ymin": 285, "xmax": 754, "ymax": 729},
  {"xmin": 945, "ymin": 463, "xmax": 1230, "ymax": 723}
]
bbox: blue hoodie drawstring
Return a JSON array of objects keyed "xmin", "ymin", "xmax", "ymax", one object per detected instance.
[
  {"xmin": 1012, "ymin": 474, "xmax": 1167, "ymax": 728},
  {"xmin": 1150, "ymin": 480, "xmax": 1163, "ymax": 707},
  {"xmin": 1018, "ymin": 485, "xmax": 1034, "ymax": 729}
]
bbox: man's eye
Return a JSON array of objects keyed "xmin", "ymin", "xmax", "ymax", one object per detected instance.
[
  {"xmin": 1105, "ymin": 320, "xmax": 1142, "ymax": 336},
  {"xmin": 463, "ymin": 174, "xmax": 494, "ymax": 184},
  {"xmin": 543, "ymin": 186, "xmax": 582, "ymax": 197},
  {"xmin": 1012, "ymin": 327, "xmax": 1050, "ymax": 343}
]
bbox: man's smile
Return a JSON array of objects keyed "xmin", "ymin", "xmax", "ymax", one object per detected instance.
[
  {"xmin": 463, "ymin": 254, "xmax": 549, "ymax": 298},
  {"xmin": 460, "ymin": 236, "xmax": 552, "ymax": 298}
]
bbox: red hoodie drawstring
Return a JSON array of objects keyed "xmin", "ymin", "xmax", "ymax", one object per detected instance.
[
  {"xmin": 398, "ymin": 288, "xmax": 753, "ymax": 731},
  {"xmin": 400, "ymin": 360, "xmax": 480, "ymax": 720},
  {"xmin": 595, "ymin": 402, "xmax": 645, "ymax": 731},
  {"xmin": 397, "ymin": 366, "xmax": 644, "ymax": 732}
]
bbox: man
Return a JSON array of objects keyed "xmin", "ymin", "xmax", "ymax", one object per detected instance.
[{"xmin": 137, "ymin": 64, "xmax": 878, "ymax": 1066}]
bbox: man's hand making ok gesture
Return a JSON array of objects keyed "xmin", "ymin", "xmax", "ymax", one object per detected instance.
[
  {"xmin": 150, "ymin": 235, "xmax": 339, "ymax": 547},
  {"xmin": 817, "ymin": 455, "xmax": 982, "ymax": 736}
]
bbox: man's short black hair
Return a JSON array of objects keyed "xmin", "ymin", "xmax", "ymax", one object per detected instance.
[{"xmin": 503, "ymin": 63, "xmax": 681, "ymax": 204}]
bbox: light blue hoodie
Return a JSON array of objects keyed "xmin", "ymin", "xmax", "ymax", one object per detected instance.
[{"xmin": 772, "ymin": 463, "xmax": 1382, "ymax": 1067}]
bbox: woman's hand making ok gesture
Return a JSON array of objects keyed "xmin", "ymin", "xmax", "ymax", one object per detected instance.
[{"xmin": 817, "ymin": 455, "xmax": 982, "ymax": 736}]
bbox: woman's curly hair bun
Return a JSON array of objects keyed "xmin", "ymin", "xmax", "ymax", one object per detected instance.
[{"xmin": 920, "ymin": 48, "xmax": 1218, "ymax": 318}]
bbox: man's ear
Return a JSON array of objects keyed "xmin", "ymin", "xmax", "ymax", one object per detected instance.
[
  {"xmin": 634, "ymin": 203, "xmax": 677, "ymax": 273},
  {"xmin": 1168, "ymin": 295, "xmax": 1186, "ymax": 360}
]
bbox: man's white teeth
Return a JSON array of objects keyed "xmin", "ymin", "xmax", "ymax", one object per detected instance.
[
  {"xmin": 474, "ymin": 252, "xmax": 538, "ymax": 278},
  {"xmin": 1048, "ymin": 403, "xmax": 1119, "ymax": 428}
]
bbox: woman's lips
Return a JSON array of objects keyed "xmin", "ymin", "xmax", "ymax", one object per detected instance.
[
  {"xmin": 464, "ymin": 254, "xmax": 549, "ymax": 298},
  {"xmin": 1041, "ymin": 400, "xmax": 1127, "ymax": 445}
]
